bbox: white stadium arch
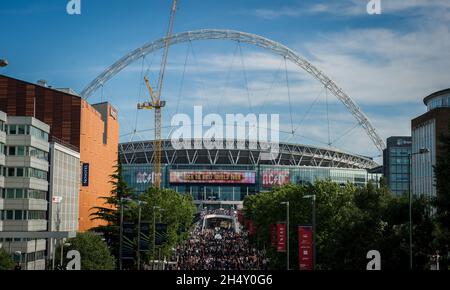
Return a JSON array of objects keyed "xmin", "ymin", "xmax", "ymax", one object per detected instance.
[{"xmin": 80, "ymin": 29, "xmax": 386, "ymax": 152}]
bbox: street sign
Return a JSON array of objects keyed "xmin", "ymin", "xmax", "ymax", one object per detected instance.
[
  {"xmin": 140, "ymin": 221, "xmax": 151, "ymax": 251},
  {"xmin": 270, "ymin": 224, "xmax": 277, "ymax": 246},
  {"xmin": 122, "ymin": 222, "xmax": 135, "ymax": 260},
  {"xmin": 52, "ymin": 196, "xmax": 63, "ymax": 203},
  {"xmin": 276, "ymin": 223, "xmax": 286, "ymax": 253},
  {"xmin": 155, "ymin": 223, "xmax": 168, "ymax": 246},
  {"xmin": 299, "ymin": 226, "xmax": 313, "ymax": 270},
  {"xmin": 81, "ymin": 163, "xmax": 90, "ymax": 186}
]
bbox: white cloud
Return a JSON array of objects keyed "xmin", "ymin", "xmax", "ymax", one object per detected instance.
[
  {"xmin": 303, "ymin": 25, "xmax": 450, "ymax": 105},
  {"xmin": 111, "ymin": 1, "xmax": 450, "ymax": 158},
  {"xmin": 251, "ymin": 0, "xmax": 450, "ymax": 18},
  {"xmin": 253, "ymin": 7, "xmax": 302, "ymax": 20}
]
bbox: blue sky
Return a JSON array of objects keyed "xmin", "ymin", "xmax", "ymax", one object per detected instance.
[{"xmin": 1, "ymin": 0, "xmax": 450, "ymax": 161}]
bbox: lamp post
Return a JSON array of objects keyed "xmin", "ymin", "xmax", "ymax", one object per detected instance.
[
  {"xmin": 60, "ymin": 242, "xmax": 71, "ymax": 269},
  {"xmin": 153, "ymin": 205, "xmax": 161, "ymax": 270},
  {"xmin": 408, "ymin": 148, "xmax": 430, "ymax": 271},
  {"xmin": 158, "ymin": 208, "xmax": 166, "ymax": 269},
  {"xmin": 14, "ymin": 251, "xmax": 22, "ymax": 270},
  {"xmin": 280, "ymin": 201, "xmax": 290, "ymax": 271},
  {"xmin": 136, "ymin": 200, "xmax": 147, "ymax": 271},
  {"xmin": 303, "ymin": 195, "xmax": 317, "ymax": 270},
  {"xmin": 119, "ymin": 197, "xmax": 132, "ymax": 271}
]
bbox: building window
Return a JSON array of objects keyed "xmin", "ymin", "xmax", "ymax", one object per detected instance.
[
  {"xmin": 17, "ymin": 125, "xmax": 26, "ymax": 135},
  {"xmin": 28, "ymin": 168, "xmax": 47, "ymax": 180},
  {"xmin": 6, "ymin": 210, "xmax": 13, "ymax": 220},
  {"xmin": 6, "ymin": 124, "xmax": 48, "ymax": 141},
  {"xmin": 6, "ymin": 146, "xmax": 48, "ymax": 160},
  {"xmin": 8, "ymin": 125, "xmax": 17, "ymax": 135},
  {"xmin": 17, "ymin": 146, "xmax": 25, "ymax": 156},
  {"xmin": 27, "ymin": 189, "xmax": 47, "ymax": 200},
  {"xmin": 15, "ymin": 189, "xmax": 24, "ymax": 198},
  {"xmin": 29, "ymin": 126, "xmax": 49, "ymax": 141},
  {"xmin": 14, "ymin": 210, "xmax": 23, "ymax": 220},
  {"xmin": 29, "ymin": 147, "xmax": 49, "ymax": 161},
  {"xmin": 7, "ymin": 168, "xmax": 15, "ymax": 177},
  {"xmin": 8, "ymin": 146, "xmax": 16, "ymax": 156},
  {"xmin": 6, "ymin": 189, "xmax": 15, "ymax": 199},
  {"xmin": 27, "ymin": 211, "xmax": 46, "ymax": 220},
  {"xmin": 16, "ymin": 168, "xmax": 24, "ymax": 177}
]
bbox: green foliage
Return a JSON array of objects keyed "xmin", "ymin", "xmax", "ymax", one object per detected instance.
[
  {"xmin": 244, "ymin": 180, "xmax": 436, "ymax": 270},
  {"xmin": 433, "ymin": 123, "xmax": 450, "ymax": 269},
  {"xmin": 0, "ymin": 248, "xmax": 15, "ymax": 270},
  {"xmin": 90, "ymin": 161, "xmax": 134, "ymax": 264},
  {"xmin": 56, "ymin": 232, "xmax": 116, "ymax": 270},
  {"xmin": 138, "ymin": 187, "xmax": 196, "ymax": 264},
  {"xmin": 90, "ymin": 161, "xmax": 196, "ymax": 269}
]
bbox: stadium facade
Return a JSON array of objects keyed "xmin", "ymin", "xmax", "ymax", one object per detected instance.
[{"xmin": 120, "ymin": 139, "xmax": 381, "ymax": 210}]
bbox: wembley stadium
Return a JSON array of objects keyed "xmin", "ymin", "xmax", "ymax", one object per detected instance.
[
  {"xmin": 79, "ymin": 29, "xmax": 387, "ymax": 210},
  {"xmin": 119, "ymin": 139, "xmax": 381, "ymax": 209}
]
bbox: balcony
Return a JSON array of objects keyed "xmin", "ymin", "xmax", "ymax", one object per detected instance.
[
  {"xmin": 6, "ymin": 135, "xmax": 49, "ymax": 152},
  {"xmin": 0, "ymin": 130, "xmax": 6, "ymax": 143},
  {"xmin": 0, "ymin": 220, "xmax": 47, "ymax": 232},
  {"xmin": 4, "ymin": 177, "xmax": 48, "ymax": 192},
  {"xmin": 0, "ymin": 199, "xmax": 48, "ymax": 211},
  {"xmin": 0, "ymin": 239, "xmax": 46, "ymax": 253},
  {"xmin": 5, "ymin": 156, "xmax": 49, "ymax": 172}
]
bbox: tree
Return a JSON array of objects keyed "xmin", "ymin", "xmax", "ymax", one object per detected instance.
[
  {"xmin": 56, "ymin": 232, "xmax": 116, "ymax": 270},
  {"xmin": 138, "ymin": 187, "xmax": 196, "ymax": 266},
  {"xmin": 433, "ymin": 123, "xmax": 450, "ymax": 269},
  {"xmin": 91, "ymin": 161, "xmax": 134, "ymax": 264},
  {"xmin": 90, "ymin": 161, "xmax": 196, "ymax": 270},
  {"xmin": 0, "ymin": 248, "xmax": 14, "ymax": 270},
  {"xmin": 244, "ymin": 180, "xmax": 435, "ymax": 270}
]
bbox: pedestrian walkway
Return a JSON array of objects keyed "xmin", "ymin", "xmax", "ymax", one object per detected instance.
[{"xmin": 175, "ymin": 210, "xmax": 268, "ymax": 270}]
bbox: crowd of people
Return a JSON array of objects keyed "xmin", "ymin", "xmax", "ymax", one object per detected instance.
[{"xmin": 175, "ymin": 210, "xmax": 268, "ymax": 270}]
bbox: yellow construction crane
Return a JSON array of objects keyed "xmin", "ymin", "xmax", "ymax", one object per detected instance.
[{"xmin": 138, "ymin": 0, "xmax": 178, "ymax": 189}]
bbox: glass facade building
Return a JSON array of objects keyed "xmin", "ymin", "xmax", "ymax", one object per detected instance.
[
  {"xmin": 120, "ymin": 140, "xmax": 381, "ymax": 210},
  {"xmin": 383, "ymin": 137, "xmax": 412, "ymax": 195},
  {"xmin": 411, "ymin": 88, "xmax": 450, "ymax": 198},
  {"xmin": 122, "ymin": 163, "xmax": 381, "ymax": 209},
  {"xmin": 0, "ymin": 113, "xmax": 50, "ymax": 270}
]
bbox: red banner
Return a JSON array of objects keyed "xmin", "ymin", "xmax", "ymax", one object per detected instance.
[
  {"xmin": 237, "ymin": 210, "xmax": 244, "ymax": 224},
  {"xmin": 170, "ymin": 170, "xmax": 256, "ymax": 184},
  {"xmin": 246, "ymin": 220, "xmax": 256, "ymax": 236},
  {"xmin": 270, "ymin": 224, "xmax": 277, "ymax": 246},
  {"xmin": 298, "ymin": 226, "xmax": 313, "ymax": 271},
  {"xmin": 276, "ymin": 223, "xmax": 287, "ymax": 252}
]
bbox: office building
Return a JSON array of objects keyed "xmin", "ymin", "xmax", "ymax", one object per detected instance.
[
  {"xmin": 0, "ymin": 112, "xmax": 50, "ymax": 270},
  {"xmin": 383, "ymin": 137, "xmax": 412, "ymax": 195},
  {"xmin": 47, "ymin": 140, "xmax": 80, "ymax": 261},
  {"xmin": 411, "ymin": 88, "xmax": 450, "ymax": 197},
  {"xmin": 0, "ymin": 74, "xmax": 119, "ymax": 231}
]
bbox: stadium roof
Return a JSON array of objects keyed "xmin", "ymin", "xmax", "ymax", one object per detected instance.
[{"xmin": 119, "ymin": 139, "xmax": 378, "ymax": 170}]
